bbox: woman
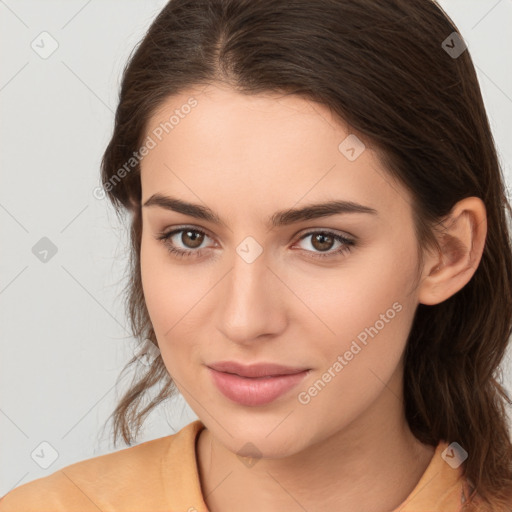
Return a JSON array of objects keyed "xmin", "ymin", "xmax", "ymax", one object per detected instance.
[{"xmin": 2, "ymin": 0, "xmax": 511, "ymax": 511}]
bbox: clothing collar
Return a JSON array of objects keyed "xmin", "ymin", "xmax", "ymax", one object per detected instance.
[{"xmin": 166, "ymin": 420, "xmax": 468, "ymax": 512}]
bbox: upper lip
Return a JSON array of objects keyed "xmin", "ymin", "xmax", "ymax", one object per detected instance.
[{"xmin": 207, "ymin": 361, "xmax": 310, "ymax": 378}]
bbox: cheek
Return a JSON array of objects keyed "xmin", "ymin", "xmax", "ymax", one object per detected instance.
[
  {"xmin": 140, "ymin": 239, "xmax": 170, "ymax": 331},
  {"xmin": 140, "ymin": 236, "xmax": 190, "ymax": 345},
  {"xmin": 140, "ymin": 235, "xmax": 213, "ymax": 362},
  {"xmin": 289, "ymin": 237, "xmax": 418, "ymax": 354},
  {"xmin": 290, "ymin": 240, "xmax": 419, "ymax": 407},
  {"xmin": 292, "ymin": 297, "xmax": 414, "ymax": 455}
]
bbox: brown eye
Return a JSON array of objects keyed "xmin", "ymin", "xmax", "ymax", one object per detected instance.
[
  {"xmin": 295, "ymin": 230, "xmax": 355, "ymax": 260},
  {"xmin": 310, "ymin": 233, "xmax": 335, "ymax": 252},
  {"xmin": 156, "ymin": 227, "xmax": 213, "ymax": 259},
  {"xmin": 181, "ymin": 229, "xmax": 205, "ymax": 249}
]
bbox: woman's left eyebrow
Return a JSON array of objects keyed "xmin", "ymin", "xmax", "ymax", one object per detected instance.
[{"xmin": 143, "ymin": 193, "xmax": 378, "ymax": 229}]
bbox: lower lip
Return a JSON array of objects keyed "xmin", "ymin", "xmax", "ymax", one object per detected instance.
[{"xmin": 208, "ymin": 367, "xmax": 310, "ymax": 406}]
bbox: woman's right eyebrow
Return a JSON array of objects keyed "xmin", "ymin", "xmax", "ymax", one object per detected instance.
[{"xmin": 143, "ymin": 193, "xmax": 378, "ymax": 230}]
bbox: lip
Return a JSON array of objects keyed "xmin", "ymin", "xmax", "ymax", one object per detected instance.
[{"xmin": 207, "ymin": 361, "xmax": 311, "ymax": 406}]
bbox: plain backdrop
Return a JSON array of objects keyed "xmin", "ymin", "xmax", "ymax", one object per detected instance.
[{"xmin": 1, "ymin": 0, "xmax": 511, "ymax": 494}]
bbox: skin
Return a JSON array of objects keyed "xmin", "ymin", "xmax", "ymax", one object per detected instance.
[{"xmin": 139, "ymin": 83, "xmax": 487, "ymax": 512}]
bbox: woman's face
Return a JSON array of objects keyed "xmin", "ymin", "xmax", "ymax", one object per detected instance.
[{"xmin": 140, "ymin": 83, "xmax": 424, "ymax": 457}]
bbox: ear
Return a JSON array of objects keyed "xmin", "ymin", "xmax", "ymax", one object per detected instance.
[{"xmin": 417, "ymin": 197, "xmax": 487, "ymax": 306}]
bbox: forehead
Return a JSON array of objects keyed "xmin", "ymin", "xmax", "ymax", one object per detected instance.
[{"xmin": 140, "ymin": 84, "xmax": 413, "ymax": 225}]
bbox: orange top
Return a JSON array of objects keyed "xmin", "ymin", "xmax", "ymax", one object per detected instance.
[{"xmin": 0, "ymin": 419, "xmax": 481, "ymax": 511}]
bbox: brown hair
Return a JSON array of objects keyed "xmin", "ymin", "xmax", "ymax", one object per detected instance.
[{"xmin": 100, "ymin": 0, "xmax": 512, "ymax": 509}]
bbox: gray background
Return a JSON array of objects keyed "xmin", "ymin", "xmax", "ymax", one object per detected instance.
[{"xmin": 1, "ymin": 0, "xmax": 511, "ymax": 494}]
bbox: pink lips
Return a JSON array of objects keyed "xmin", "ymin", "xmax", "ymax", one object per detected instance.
[{"xmin": 207, "ymin": 361, "xmax": 310, "ymax": 406}]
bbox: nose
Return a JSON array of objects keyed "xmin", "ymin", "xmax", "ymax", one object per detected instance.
[{"xmin": 215, "ymin": 246, "xmax": 288, "ymax": 345}]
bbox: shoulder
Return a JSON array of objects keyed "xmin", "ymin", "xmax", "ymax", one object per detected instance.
[{"xmin": 0, "ymin": 420, "xmax": 205, "ymax": 512}]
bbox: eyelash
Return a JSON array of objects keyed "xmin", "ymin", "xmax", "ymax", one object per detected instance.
[{"xmin": 156, "ymin": 226, "xmax": 355, "ymax": 261}]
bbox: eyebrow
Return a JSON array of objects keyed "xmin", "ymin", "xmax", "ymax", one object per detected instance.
[{"xmin": 143, "ymin": 193, "xmax": 378, "ymax": 229}]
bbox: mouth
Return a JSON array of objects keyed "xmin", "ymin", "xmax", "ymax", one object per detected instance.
[
  {"xmin": 206, "ymin": 361, "xmax": 311, "ymax": 406},
  {"xmin": 207, "ymin": 360, "xmax": 310, "ymax": 378}
]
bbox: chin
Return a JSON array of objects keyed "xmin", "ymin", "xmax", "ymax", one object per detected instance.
[{"xmin": 208, "ymin": 412, "xmax": 315, "ymax": 458}]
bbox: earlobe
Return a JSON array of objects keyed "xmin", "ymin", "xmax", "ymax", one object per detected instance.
[{"xmin": 418, "ymin": 197, "xmax": 487, "ymax": 306}]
